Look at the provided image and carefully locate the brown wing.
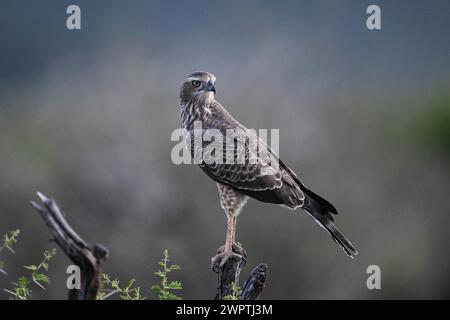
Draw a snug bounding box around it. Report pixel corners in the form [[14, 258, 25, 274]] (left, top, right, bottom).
[[198, 126, 305, 206]]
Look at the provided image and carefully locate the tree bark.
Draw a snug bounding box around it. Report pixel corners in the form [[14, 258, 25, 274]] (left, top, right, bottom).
[[30, 192, 108, 300], [212, 243, 268, 300], [241, 263, 268, 300]]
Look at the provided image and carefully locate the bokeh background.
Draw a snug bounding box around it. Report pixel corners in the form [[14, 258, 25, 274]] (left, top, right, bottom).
[[1, 0, 449, 299]]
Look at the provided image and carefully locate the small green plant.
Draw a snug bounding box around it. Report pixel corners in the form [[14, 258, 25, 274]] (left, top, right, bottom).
[[4, 248, 57, 300], [2, 241, 185, 300], [98, 274, 146, 300], [0, 229, 20, 275], [223, 282, 242, 300], [151, 249, 183, 300]]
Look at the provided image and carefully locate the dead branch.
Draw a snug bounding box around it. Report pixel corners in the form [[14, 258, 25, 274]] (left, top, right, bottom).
[[29, 191, 267, 300], [241, 263, 268, 300], [212, 243, 268, 300], [30, 192, 108, 300]]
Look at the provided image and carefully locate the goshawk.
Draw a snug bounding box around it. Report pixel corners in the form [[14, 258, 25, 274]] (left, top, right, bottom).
[[180, 71, 357, 267]]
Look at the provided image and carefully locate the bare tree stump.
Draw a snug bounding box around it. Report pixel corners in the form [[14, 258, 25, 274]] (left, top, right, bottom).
[[212, 243, 268, 300], [30, 192, 108, 300]]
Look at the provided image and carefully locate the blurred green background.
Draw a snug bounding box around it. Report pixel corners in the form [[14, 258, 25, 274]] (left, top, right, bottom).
[[0, 0, 449, 299]]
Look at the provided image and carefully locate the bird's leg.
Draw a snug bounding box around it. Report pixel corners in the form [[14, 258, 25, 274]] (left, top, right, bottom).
[[211, 215, 244, 271], [230, 215, 243, 252], [223, 215, 235, 262]]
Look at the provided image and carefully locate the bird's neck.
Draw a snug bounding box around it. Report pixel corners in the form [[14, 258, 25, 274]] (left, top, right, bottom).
[[180, 98, 215, 130], [181, 92, 215, 105]]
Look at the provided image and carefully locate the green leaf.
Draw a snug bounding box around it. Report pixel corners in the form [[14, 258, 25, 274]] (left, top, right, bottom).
[[24, 265, 37, 271], [169, 265, 181, 271], [111, 279, 120, 289], [167, 293, 182, 300], [34, 273, 50, 284], [167, 281, 182, 290], [125, 279, 136, 289], [154, 270, 164, 277], [151, 285, 162, 292], [18, 277, 30, 287]]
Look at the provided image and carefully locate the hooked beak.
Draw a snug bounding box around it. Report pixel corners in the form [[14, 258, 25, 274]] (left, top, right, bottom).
[[206, 81, 216, 94]]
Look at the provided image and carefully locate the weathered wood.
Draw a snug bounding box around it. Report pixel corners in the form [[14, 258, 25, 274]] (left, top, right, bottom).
[[30, 192, 108, 300], [212, 243, 268, 300], [212, 243, 247, 300], [241, 263, 268, 300]]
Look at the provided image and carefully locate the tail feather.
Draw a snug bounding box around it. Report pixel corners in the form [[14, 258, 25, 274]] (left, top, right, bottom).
[[302, 190, 357, 258], [303, 188, 338, 216], [320, 219, 358, 258]]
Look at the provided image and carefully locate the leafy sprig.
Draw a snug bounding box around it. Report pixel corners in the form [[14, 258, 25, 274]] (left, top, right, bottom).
[[98, 274, 146, 300], [0, 229, 20, 275], [223, 282, 242, 300], [151, 249, 183, 300], [4, 248, 57, 300]]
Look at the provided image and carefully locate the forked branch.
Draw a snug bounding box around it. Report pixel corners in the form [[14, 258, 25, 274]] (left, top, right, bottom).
[[30, 192, 108, 300]]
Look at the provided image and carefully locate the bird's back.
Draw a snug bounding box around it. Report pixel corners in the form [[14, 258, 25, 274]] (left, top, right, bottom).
[[179, 71, 357, 258]]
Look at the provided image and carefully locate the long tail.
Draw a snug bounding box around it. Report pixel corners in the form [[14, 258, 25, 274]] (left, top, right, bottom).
[[301, 188, 358, 258]]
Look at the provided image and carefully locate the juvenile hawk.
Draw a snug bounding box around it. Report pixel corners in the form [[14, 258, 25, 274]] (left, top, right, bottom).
[[179, 71, 357, 266]]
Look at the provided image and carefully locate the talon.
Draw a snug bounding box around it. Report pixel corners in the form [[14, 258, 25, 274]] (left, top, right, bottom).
[[211, 248, 244, 272], [233, 242, 243, 252], [219, 251, 231, 268]]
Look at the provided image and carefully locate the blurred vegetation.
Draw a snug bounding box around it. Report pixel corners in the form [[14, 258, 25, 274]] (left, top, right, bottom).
[[413, 97, 450, 157]]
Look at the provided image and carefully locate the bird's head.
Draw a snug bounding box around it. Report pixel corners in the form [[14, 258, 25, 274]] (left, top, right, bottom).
[[179, 71, 217, 103]]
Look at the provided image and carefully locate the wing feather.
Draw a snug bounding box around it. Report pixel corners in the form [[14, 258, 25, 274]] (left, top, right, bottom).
[[199, 124, 285, 191]]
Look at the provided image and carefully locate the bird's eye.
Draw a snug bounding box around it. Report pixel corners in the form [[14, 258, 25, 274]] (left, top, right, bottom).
[[192, 80, 201, 88]]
